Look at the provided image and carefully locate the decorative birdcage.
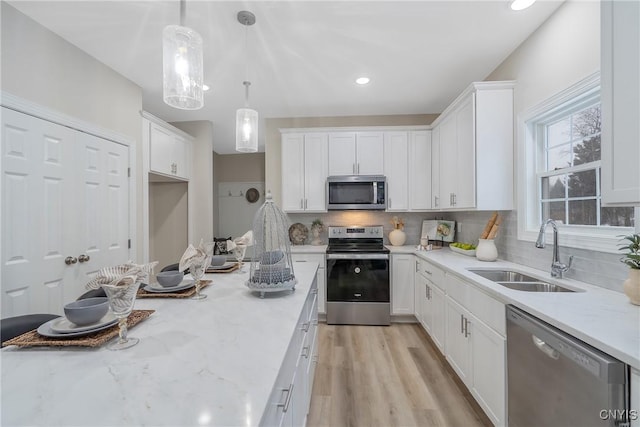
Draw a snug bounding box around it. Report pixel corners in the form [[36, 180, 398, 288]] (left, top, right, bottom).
[[246, 191, 297, 298]]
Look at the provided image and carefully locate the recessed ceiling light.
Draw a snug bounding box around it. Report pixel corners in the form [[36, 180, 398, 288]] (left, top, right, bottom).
[[355, 77, 370, 85], [510, 0, 536, 11], [203, 84, 210, 91]]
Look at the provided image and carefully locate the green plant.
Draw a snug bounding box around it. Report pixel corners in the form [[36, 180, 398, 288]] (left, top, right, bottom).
[[619, 234, 640, 269], [311, 219, 324, 231]]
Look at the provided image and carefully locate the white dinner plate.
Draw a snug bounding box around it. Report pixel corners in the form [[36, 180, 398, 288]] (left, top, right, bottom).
[[208, 262, 236, 270], [38, 316, 118, 338], [143, 278, 195, 293], [50, 312, 117, 333]]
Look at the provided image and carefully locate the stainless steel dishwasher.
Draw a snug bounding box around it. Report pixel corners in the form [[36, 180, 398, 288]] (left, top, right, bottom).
[[506, 306, 629, 427]]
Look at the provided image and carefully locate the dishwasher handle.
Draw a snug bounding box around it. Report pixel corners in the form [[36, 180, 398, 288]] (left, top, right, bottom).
[[532, 335, 559, 360]]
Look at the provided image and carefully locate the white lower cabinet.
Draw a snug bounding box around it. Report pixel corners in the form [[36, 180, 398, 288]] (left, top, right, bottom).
[[414, 257, 446, 352], [391, 254, 415, 315], [469, 314, 506, 426], [413, 257, 506, 427], [445, 272, 506, 426], [260, 280, 318, 427], [445, 298, 473, 386], [428, 284, 446, 352], [292, 253, 326, 314]]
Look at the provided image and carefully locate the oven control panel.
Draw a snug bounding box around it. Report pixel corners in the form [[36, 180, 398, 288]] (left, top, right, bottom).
[[328, 226, 383, 238]]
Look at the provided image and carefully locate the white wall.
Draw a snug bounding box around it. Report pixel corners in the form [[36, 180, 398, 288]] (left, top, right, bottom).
[[172, 121, 215, 245], [485, 0, 600, 117], [477, 0, 625, 291], [1, 3, 145, 259]]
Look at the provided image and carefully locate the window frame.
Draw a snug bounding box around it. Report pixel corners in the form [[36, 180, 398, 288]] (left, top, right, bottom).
[[517, 72, 637, 253]]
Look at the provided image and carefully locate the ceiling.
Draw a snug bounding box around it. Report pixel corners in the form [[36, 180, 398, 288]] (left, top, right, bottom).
[[9, 1, 564, 154]]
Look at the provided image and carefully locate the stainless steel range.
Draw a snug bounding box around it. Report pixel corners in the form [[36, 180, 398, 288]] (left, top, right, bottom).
[[325, 226, 390, 325]]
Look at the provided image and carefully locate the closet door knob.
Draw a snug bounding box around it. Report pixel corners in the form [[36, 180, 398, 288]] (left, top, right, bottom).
[[78, 254, 90, 263], [65, 256, 78, 265]]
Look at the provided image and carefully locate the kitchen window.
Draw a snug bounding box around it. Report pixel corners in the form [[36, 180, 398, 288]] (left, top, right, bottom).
[[518, 72, 637, 253]]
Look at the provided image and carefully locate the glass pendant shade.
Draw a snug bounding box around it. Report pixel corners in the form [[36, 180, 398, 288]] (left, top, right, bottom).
[[235, 108, 259, 152], [162, 24, 204, 110]]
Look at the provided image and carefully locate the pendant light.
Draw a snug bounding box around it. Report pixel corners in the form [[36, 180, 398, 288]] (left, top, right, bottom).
[[235, 11, 258, 153], [163, 0, 204, 110]]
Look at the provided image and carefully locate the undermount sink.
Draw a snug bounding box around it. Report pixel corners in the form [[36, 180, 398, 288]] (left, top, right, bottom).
[[468, 269, 578, 293]]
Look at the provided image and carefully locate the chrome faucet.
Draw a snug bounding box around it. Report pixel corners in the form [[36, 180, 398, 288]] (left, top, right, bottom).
[[535, 219, 573, 279]]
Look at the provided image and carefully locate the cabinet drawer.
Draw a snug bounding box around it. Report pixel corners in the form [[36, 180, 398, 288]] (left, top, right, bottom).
[[446, 273, 505, 336], [417, 258, 444, 289], [467, 285, 505, 336]]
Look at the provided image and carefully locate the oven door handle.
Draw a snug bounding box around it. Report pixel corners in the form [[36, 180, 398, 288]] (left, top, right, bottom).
[[326, 253, 389, 260]]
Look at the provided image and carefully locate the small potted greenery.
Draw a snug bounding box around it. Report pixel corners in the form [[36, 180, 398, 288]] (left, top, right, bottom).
[[310, 219, 325, 245], [619, 233, 640, 305]]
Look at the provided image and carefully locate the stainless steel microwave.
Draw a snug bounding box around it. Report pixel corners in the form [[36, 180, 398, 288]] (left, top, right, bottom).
[[326, 175, 387, 210]]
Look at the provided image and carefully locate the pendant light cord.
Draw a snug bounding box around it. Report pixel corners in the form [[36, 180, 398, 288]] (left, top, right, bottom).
[[180, 0, 186, 26], [244, 18, 250, 107]]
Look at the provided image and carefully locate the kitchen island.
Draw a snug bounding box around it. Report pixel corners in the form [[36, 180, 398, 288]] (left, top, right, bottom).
[[1, 262, 319, 427]]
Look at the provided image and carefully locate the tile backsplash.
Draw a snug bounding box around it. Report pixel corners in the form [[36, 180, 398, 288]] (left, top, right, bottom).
[[288, 210, 628, 293]]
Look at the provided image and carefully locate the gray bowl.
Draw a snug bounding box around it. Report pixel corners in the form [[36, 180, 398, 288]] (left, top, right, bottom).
[[210, 255, 227, 266], [156, 271, 184, 287], [64, 297, 109, 326]]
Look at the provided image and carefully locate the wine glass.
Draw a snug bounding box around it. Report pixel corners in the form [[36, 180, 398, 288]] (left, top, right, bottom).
[[102, 281, 141, 350], [190, 257, 210, 300], [232, 244, 247, 273]]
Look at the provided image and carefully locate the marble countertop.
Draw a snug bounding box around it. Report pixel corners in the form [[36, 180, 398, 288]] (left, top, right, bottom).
[[1, 263, 319, 427], [389, 245, 640, 370]]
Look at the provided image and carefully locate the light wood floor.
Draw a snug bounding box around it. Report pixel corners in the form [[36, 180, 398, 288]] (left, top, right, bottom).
[[307, 323, 492, 427]]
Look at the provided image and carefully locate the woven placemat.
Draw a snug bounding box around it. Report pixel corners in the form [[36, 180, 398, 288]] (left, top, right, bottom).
[[206, 263, 240, 274], [137, 280, 212, 298], [2, 309, 155, 348]]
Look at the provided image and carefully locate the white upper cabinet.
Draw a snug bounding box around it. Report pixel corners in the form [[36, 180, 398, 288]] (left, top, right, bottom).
[[383, 131, 409, 211], [408, 130, 433, 210], [601, 0, 640, 205], [281, 132, 329, 212], [431, 126, 441, 209], [146, 120, 191, 180], [432, 81, 514, 211], [328, 131, 383, 176], [304, 133, 330, 211]]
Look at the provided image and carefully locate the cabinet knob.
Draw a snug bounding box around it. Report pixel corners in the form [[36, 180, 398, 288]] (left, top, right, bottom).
[[78, 254, 90, 263], [65, 256, 78, 265]]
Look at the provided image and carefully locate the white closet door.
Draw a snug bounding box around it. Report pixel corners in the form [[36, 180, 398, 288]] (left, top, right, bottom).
[[74, 132, 130, 300], [2, 108, 75, 316], [1, 108, 130, 316]]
